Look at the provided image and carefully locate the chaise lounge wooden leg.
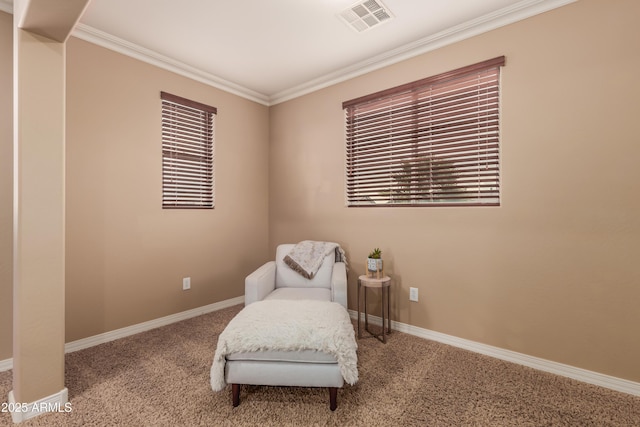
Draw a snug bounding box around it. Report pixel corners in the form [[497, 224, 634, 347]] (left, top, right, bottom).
[[232, 384, 241, 407], [329, 387, 337, 411]]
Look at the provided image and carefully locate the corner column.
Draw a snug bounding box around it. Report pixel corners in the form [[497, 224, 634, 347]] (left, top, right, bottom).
[[10, 5, 67, 424]]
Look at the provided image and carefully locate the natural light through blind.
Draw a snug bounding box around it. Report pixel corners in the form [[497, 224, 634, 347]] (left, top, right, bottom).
[[343, 56, 505, 207], [161, 92, 216, 209]]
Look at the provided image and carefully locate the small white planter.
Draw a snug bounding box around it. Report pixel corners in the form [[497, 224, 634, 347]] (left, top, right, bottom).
[[367, 258, 383, 278]]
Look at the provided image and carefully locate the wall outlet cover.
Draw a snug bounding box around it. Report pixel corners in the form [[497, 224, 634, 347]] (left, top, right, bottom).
[[409, 287, 418, 302]]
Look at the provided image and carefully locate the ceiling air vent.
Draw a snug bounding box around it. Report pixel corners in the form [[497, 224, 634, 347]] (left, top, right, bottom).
[[339, 0, 394, 33]]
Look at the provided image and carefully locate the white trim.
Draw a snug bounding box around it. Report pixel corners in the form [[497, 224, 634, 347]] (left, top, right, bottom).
[[348, 309, 640, 397], [65, 296, 244, 353], [0, 358, 11, 372], [1, 0, 577, 105], [3, 297, 638, 399], [0, 296, 245, 372], [69, 24, 271, 106], [7, 387, 69, 423], [269, 0, 578, 104]]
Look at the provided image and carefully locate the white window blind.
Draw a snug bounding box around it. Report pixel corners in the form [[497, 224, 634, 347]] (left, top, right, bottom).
[[161, 91, 216, 209], [343, 56, 505, 207]]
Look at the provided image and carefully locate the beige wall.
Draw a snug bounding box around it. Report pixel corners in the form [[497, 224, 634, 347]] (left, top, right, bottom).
[[64, 38, 270, 341], [0, 11, 12, 361], [1, 0, 638, 387], [269, 0, 640, 382], [0, 12, 270, 362]]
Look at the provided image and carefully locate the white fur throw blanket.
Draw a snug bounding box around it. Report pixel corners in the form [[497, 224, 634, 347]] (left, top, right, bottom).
[[210, 300, 358, 391], [284, 240, 348, 279]]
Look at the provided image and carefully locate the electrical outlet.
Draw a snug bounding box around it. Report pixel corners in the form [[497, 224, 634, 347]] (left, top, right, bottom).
[[182, 277, 191, 290], [409, 287, 418, 302]]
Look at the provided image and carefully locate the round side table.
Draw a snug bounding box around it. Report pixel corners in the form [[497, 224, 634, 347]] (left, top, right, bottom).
[[357, 275, 391, 343]]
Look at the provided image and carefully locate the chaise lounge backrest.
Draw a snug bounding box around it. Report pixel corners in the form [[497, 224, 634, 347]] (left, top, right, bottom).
[[244, 243, 347, 309]]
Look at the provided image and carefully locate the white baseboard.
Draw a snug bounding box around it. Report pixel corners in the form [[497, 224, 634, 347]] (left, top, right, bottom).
[[348, 309, 640, 397], [65, 296, 244, 353], [7, 387, 69, 423], [0, 296, 245, 371], [3, 299, 637, 399]]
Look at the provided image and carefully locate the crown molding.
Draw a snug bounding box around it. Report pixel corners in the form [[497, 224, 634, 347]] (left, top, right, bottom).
[[71, 23, 271, 106], [269, 0, 578, 104], [2, 0, 577, 106], [1, 1, 271, 104]]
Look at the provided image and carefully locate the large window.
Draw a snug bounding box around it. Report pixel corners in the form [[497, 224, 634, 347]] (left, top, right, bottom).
[[343, 56, 505, 207], [161, 91, 216, 209]]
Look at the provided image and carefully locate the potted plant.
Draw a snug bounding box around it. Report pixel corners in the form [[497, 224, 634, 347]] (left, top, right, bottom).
[[367, 248, 383, 278]]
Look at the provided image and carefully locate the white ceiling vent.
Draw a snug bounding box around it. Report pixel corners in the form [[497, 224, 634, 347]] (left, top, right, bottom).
[[339, 0, 394, 33]]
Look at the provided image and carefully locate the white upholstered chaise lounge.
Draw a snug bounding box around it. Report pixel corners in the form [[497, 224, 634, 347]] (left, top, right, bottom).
[[211, 242, 356, 411]]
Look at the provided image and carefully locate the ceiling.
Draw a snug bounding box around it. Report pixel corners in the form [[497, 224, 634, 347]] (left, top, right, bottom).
[[2, 0, 575, 104]]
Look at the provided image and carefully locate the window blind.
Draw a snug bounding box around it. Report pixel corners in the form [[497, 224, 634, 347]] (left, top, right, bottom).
[[343, 56, 505, 207], [161, 91, 216, 209]]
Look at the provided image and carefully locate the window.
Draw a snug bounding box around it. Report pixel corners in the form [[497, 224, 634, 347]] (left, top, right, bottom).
[[161, 91, 216, 209], [343, 56, 505, 207]]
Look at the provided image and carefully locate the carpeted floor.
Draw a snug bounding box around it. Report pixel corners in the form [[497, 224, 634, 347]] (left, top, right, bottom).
[[1, 304, 639, 426]]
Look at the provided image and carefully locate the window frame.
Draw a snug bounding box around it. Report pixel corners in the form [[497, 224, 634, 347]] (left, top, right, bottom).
[[160, 91, 216, 209], [343, 56, 505, 207]]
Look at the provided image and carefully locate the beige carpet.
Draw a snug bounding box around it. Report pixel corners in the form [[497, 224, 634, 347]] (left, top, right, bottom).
[[1, 304, 639, 426]]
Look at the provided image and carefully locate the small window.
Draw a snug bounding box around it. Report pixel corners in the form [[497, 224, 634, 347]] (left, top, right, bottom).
[[161, 91, 216, 209], [343, 56, 505, 207]]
